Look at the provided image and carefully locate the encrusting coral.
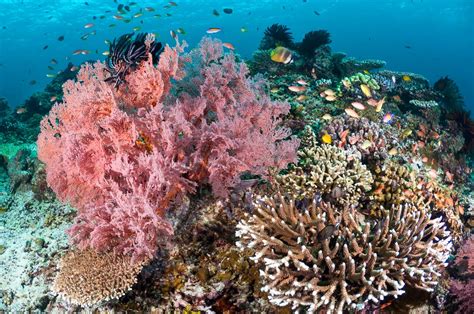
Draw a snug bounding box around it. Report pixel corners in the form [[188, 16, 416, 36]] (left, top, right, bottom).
[[52, 249, 146, 306], [236, 192, 453, 313]]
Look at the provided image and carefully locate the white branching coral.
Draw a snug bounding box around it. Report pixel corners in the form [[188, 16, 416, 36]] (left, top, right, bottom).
[[236, 193, 453, 313]]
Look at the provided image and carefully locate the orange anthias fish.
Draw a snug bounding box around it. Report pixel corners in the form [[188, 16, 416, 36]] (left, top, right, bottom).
[[345, 108, 360, 118], [351, 102, 365, 110], [206, 27, 222, 34], [288, 85, 306, 92], [222, 42, 235, 50], [296, 79, 308, 85]]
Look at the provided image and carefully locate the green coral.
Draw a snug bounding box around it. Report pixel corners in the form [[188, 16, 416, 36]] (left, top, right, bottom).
[[338, 72, 380, 93]]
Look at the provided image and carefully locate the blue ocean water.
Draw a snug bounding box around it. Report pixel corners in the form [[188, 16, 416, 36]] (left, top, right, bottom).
[[0, 0, 473, 112]]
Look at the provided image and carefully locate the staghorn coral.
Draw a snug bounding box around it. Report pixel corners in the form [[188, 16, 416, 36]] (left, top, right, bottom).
[[236, 193, 453, 313], [278, 132, 373, 206], [321, 115, 398, 163], [370, 160, 416, 212], [52, 249, 146, 306], [370, 158, 464, 241]]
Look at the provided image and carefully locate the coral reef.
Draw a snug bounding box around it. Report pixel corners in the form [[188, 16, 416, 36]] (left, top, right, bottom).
[[236, 192, 453, 313], [1, 26, 472, 313]]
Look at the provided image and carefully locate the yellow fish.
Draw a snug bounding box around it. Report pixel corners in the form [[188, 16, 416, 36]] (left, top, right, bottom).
[[323, 89, 335, 96], [360, 84, 372, 98], [325, 95, 337, 101], [388, 147, 398, 156], [322, 114, 332, 120], [322, 133, 332, 144], [270, 46, 293, 64], [402, 129, 413, 138], [375, 97, 386, 113], [270, 87, 279, 93], [402, 75, 411, 82]]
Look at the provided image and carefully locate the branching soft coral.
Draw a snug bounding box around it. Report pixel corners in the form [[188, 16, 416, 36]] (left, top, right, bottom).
[[37, 36, 298, 262]]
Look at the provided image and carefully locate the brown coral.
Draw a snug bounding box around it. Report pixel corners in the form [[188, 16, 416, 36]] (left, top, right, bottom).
[[236, 193, 453, 313], [278, 130, 373, 207], [52, 249, 146, 306], [321, 116, 398, 163], [370, 160, 416, 214]]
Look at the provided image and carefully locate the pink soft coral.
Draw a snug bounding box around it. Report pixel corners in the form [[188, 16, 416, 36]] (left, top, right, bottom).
[[37, 36, 298, 261]]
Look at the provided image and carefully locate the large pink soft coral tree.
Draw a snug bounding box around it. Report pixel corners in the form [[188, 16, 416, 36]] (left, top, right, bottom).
[[37, 36, 299, 262]]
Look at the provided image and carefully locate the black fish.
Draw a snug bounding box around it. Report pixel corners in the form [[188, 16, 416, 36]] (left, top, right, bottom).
[[223, 8, 233, 14], [29, 80, 37, 85], [318, 225, 336, 241], [43, 45, 48, 50], [314, 10, 320, 16], [84, 2, 89, 5], [57, 35, 64, 41], [212, 9, 219, 16], [405, 45, 412, 49]]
